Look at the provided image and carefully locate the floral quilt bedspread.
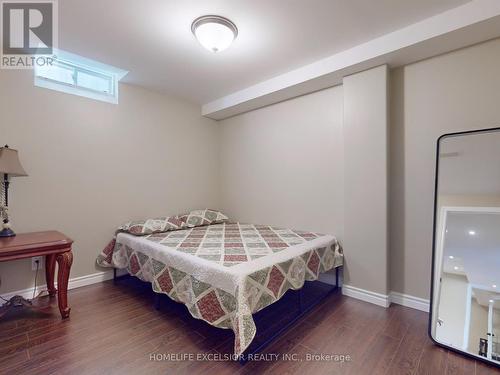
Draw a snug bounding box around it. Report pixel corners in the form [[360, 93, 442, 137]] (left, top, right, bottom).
[[97, 222, 343, 355]]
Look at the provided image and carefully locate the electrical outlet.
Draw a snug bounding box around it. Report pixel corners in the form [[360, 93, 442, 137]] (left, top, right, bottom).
[[31, 256, 43, 271]]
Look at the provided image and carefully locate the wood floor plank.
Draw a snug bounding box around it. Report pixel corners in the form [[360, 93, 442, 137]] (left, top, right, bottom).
[[20, 312, 183, 374], [55, 321, 201, 375], [1, 277, 499, 375], [415, 340, 449, 375], [386, 305, 428, 375], [445, 350, 477, 375], [346, 332, 401, 375], [477, 360, 500, 375], [386, 329, 427, 375], [380, 304, 424, 340], [4, 306, 172, 372], [302, 325, 367, 374], [0, 350, 29, 371]]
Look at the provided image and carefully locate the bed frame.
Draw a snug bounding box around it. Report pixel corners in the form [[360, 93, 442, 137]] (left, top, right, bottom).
[[113, 266, 341, 363], [238, 267, 341, 364]]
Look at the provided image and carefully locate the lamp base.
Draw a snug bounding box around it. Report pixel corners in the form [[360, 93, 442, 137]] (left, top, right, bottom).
[[0, 227, 16, 237]]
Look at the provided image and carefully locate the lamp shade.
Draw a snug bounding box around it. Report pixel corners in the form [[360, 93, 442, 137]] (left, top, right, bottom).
[[0, 146, 28, 176]]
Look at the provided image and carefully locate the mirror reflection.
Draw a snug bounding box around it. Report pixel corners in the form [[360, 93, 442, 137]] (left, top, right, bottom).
[[432, 129, 500, 365]]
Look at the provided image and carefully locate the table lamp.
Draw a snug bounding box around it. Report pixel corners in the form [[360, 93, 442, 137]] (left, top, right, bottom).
[[0, 145, 28, 237]]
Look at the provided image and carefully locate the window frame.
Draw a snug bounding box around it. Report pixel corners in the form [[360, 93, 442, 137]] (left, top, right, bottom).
[[34, 50, 127, 104]]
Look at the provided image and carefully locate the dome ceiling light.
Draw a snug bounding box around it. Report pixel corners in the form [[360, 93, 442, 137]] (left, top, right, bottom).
[[191, 15, 238, 53]]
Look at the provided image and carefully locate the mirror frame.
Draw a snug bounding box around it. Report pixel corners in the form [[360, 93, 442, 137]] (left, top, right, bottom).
[[428, 126, 500, 368]]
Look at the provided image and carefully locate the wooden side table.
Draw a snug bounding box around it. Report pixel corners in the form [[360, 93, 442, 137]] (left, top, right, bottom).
[[0, 231, 73, 318]]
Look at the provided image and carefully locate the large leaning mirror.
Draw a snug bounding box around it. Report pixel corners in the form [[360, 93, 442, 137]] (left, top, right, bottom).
[[430, 127, 500, 367]]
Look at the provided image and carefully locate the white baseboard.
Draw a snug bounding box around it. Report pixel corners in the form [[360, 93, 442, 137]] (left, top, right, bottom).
[[342, 285, 430, 312], [0, 268, 127, 301], [2, 269, 430, 314], [389, 291, 430, 312], [342, 284, 391, 308]]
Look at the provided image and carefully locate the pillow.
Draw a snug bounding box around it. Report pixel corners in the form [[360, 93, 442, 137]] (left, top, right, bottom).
[[181, 209, 229, 228], [117, 215, 186, 236]]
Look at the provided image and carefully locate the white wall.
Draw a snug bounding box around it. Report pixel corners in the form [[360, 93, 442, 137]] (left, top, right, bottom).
[[436, 273, 468, 349], [0, 69, 220, 294], [390, 38, 500, 299], [3, 37, 500, 306], [343, 65, 389, 295], [219, 66, 390, 298], [220, 38, 500, 302], [219, 86, 344, 237], [494, 308, 500, 342], [468, 299, 488, 354]]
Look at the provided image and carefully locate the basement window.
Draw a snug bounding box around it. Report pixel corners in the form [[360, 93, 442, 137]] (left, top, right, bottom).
[[34, 50, 128, 104]]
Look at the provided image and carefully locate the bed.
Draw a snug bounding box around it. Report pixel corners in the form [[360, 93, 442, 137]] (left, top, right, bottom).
[[97, 212, 343, 356]]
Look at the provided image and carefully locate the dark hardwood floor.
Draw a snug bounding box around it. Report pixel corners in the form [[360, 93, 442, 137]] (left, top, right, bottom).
[[0, 277, 499, 375]]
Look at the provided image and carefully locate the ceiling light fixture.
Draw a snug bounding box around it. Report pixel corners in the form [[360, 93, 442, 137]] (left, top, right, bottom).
[[191, 15, 238, 53], [490, 299, 494, 304], [468, 230, 476, 236], [493, 284, 497, 288], [449, 255, 454, 259], [454, 266, 459, 270]]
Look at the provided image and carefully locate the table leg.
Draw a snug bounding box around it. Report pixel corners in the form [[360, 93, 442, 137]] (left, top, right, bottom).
[[56, 250, 73, 319], [45, 254, 57, 297]]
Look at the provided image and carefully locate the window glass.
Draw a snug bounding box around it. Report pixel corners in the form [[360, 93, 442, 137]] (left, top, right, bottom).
[[76, 70, 113, 95], [34, 51, 127, 104]]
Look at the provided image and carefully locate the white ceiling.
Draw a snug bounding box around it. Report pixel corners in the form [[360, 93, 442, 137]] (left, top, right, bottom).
[[473, 288, 500, 309], [439, 130, 500, 196], [443, 211, 500, 306], [58, 0, 470, 104]]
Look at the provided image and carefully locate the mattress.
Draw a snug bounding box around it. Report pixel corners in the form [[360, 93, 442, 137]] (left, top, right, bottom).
[[99, 222, 342, 355]]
